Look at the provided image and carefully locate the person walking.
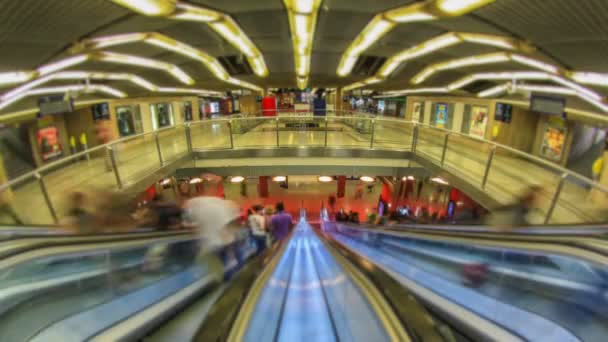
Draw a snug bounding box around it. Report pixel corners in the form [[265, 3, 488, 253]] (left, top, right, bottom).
[[248, 204, 266, 253], [270, 202, 293, 243]]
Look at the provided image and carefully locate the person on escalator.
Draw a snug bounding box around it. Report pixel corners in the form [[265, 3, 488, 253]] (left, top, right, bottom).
[[249, 204, 267, 253], [183, 174, 242, 279], [270, 202, 293, 242]]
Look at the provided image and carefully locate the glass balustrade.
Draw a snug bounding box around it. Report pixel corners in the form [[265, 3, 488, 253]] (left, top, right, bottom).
[[0, 112, 606, 226]]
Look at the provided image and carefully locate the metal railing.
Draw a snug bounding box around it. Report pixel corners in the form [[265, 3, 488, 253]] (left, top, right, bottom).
[[2, 111, 607, 226]]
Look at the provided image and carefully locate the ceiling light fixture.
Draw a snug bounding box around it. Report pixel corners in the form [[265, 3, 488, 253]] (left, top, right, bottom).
[[570, 72, 608, 87], [431, 177, 449, 185], [318, 176, 333, 182], [0, 72, 36, 86], [108, 0, 176, 16], [96, 51, 195, 85], [436, 0, 496, 15], [230, 176, 245, 183], [360, 176, 375, 183], [0, 84, 126, 111], [273, 176, 287, 182], [170, 2, 221, 22], [189, 177, 203, 184], [284, 0, 322, 89], [337, 1, 496, 77]]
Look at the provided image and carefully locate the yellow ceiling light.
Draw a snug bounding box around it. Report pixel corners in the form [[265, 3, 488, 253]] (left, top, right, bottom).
[[82, 32, 147, 50], [96, 51, 194, 85], [318, 176, 333, 182], [157, 87, 222, 97], [411, 52, 560, 84], [360, 176, 375, 183], [364, 77, 383, 85], [0, 84, 126, 111], [430, 177, 449, 185], [37, 55, 89, 76], [570, 72, 608, 87], [549, 75, 602, 101], [436, 0, 496, 15], [169, 2, 221, 22], [107, 1, 268, 78], [384, 2, 436, 23], [284, 0, 322, 89], [230, 176, 245, 183], [272, 176, 287, 182], [250, 56, 269, 77], [459, 33, 516, 50], [477, 82, 510, 97], [108, 0, 176, 16], [75, 32, 261, 90], [343, 82, 365, 92], [510, 54, 558, 74], [0, 72, 36, 86], [227, 78, 263, 92], [336, 0, 497, 77]]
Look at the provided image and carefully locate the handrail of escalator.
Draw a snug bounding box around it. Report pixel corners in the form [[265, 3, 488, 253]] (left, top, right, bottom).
[[0, 231, 255, 341], [0, 228, 192, 261], [314, 226, 455, 341], [364, 221, 608, 236], [337, 222, 608, 266]]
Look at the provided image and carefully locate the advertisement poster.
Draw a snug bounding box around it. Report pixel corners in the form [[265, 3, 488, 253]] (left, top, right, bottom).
[[37, 126, 63, 161], [469, 106, 488, 138], [435, 103, 448, 126], [412, 101, 422, 122], [540, 118, 567, 162]]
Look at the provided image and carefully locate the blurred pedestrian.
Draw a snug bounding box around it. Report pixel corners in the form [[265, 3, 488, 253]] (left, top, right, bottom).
[[249, 204, 266, 253], [184, 174, 242, 279], [486, 185, 542, 228], [270, 202, 293, 242], [149, 194, 182, 230]]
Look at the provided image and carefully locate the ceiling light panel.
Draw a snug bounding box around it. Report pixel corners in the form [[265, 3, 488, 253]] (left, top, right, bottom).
[[284, 0, 322, 89], [0, 72, 36, 86], [108, 0, 176, 16], [336, 0, 496, 77], [96, 51, 194, 85], [570, 72, 608, 87]]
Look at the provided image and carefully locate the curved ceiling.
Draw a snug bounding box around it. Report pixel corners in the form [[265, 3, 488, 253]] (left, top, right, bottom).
[[0, 0, 607, 113]]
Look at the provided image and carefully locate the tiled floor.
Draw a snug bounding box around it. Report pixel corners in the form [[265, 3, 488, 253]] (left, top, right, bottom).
[[4, 119, 605, 226]]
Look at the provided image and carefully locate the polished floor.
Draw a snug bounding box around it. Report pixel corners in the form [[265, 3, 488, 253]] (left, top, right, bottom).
[[5, 118, 606, 225]]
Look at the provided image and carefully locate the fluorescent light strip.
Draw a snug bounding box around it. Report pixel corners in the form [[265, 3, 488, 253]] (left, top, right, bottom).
[[157, 87, 222, 97], [37, 55, 89, 75], [284, 0, 322, 89], [96, 52, 194, 85], [108, 0, 176, 16], [170, 2, 221, 22], [337, 1, 497, 77], [570, 72, 608, 87], [477, 82, 509, 97], [0, 71, 36, 86], [0, 84, 126, 111], [412, 52, 559, 84], [76, 33, 260, 91]]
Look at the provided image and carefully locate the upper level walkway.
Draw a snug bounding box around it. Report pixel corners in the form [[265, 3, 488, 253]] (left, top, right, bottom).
[[3, 113, 607, 226]]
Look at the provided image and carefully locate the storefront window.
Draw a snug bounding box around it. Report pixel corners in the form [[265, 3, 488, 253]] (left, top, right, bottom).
[[116, 105, 143, 137], [150, 103, 174, 130]]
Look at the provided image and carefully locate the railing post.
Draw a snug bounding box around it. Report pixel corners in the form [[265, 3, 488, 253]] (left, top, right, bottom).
[[440, 133, 450, 166], [544, 173, 568, 224], [108, 145, 123, 190], [324, 117, 329, 147], [275, 118, 280, 147], [185, 123, 193, 153], [412, 124, 418, 153], [228, 120, 234, 149], [369, 119, 376, 148], [155, 132, 164, 166], [35, 172, 57, 223], [481, 145, 496, 190]]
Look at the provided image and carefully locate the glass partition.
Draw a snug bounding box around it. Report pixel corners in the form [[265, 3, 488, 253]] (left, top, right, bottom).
[[326, 117, 372, 148], [278, 116, 326, 147], [372, 119, 414, 149], [158, 126, 188, 164], [112, 133, 161, 185], [231, 117, 276, 148], [190, 120, 231, 150]]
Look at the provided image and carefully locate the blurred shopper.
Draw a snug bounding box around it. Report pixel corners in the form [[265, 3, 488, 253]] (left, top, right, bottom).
[[150, 194, 182, 230], [249, 204, 267, 253], [270, 202, 293, 242], [486, 185, 541, 228], [184, 174, 242, 279], [63, 191, 94, 233]]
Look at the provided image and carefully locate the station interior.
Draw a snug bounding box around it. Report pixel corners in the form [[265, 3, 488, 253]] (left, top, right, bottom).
[[1, 1, 608, 341]]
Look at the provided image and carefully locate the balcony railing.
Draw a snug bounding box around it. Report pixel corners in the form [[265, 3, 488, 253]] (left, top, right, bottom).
[[2, 111, 607, 226]]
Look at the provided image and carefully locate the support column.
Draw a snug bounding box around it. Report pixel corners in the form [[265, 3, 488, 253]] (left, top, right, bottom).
[[335, 87, 343, 113], [337, 176, 346, 198], [258, 176, 269, 198]]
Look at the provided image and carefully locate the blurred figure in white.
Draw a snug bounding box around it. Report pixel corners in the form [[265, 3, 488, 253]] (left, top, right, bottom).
[[248, 204, 267, 254], [184, 174, 241, 279]]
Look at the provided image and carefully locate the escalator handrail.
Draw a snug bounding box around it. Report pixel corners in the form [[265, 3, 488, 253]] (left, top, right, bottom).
[[336, 222, 608, 267], [317, 223, 496, 342], [0, 234, 196, 272], [0, 229, 192, 261], [378, 222, 608, 236]]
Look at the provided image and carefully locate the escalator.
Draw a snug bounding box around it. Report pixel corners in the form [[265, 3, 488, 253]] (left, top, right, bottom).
[[3, 215, 607, 341]]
